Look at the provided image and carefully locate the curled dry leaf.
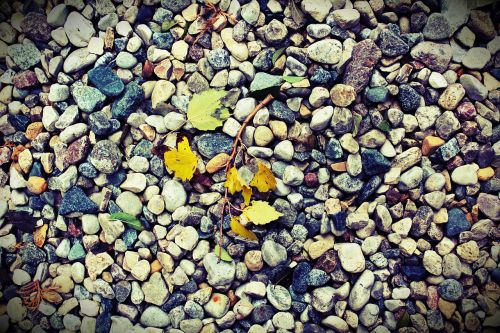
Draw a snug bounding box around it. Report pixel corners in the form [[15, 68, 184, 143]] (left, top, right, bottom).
[[41, 289, 63, 304], [33, 224, 48, 248]]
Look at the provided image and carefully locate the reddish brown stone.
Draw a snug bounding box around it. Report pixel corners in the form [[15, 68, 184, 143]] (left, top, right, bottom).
[[65, 136, 90, 165], [456, 101, 476, 120], [304, 172, 318, 187], [343, 39, 382, 93], [314, 249, 337, 273], [386, 187, 402, 205], [12, 70, 39, 89], [21, 12, 51, 42]]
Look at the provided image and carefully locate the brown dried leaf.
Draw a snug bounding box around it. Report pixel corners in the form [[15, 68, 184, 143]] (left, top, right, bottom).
[[33, 224, 48, 248], [41, 289, 63, 304]]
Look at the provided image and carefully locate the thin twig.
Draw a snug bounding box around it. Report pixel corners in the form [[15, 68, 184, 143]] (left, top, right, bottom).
[[217, 94, 274, 261]]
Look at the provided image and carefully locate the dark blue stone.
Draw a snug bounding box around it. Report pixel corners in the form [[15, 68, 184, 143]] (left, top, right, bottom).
[[491, 68, 500, 80], [307, 269, 329, 287], [325, 138, 342, 160], [8, 114, 30, 131], [398, 84, 421, 113], [445, 208, 470, 237], [333, 211, 347, 232], [292, 262, 311, 293], [112, 82, 144, 120], [492, 268, 500, 284], [196, 133, 233, 159], [152, 32, 174, 50], [304, 217, 321, 235], [308, 307, 323, 324], [382, 248, 400, 258], [107, 201, 121, 214], [41, 191, 54, 206], [402, 265, 426, 281], [29, 161, 44, 177], [29, 196, 45, 210], [438, 279, 463, 301], [113, 37, 128, 52], [162, 292, 186, 312], [44, 244, 58, 263], [251, 304, 275, 323], [292, 301, 308, 313], [361, 149, 391, 176], [12, 132, 28, 144], [180, 280, 197, 293], [401, 32, 423, 48], [88, 66, 124, 97], [357, 175, 382, 204], [268, 100, 296, 124], [89, 111, 112, 136], [58, 186, 99, 216], [310, 67, 331, 85], [20, 243, 46, 266], [136, 5, 154, 23], [107, 169, 126, 187], [95, 313, 111, 333], [79, 163, 98, 178]]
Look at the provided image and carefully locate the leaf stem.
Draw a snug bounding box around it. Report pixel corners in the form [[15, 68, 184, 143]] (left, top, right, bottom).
[[217, 94, 274, 261]]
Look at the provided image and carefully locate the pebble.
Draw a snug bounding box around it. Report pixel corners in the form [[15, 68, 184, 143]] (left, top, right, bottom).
[[64, 12, 95, 47], [261, 240, 287, 267], [0, 2, 497, 332], [337, 243, 365, 273]]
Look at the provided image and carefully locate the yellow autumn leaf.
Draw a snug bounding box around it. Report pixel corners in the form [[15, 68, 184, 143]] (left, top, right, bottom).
[[242, 185, 252, 206], [250, 162, 277, 192], [230, 216, 258, 241], [164, 137, 198, 181], [243, 200, 283, 225], [224, 166, 244, 194]]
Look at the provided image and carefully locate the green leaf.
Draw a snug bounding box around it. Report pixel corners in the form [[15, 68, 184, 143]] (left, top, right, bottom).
[[187, 89, 230, 130], [272, 47, 286, 65], [283, 76, 305, 84], [162, 20, 177, 31], [109, 212, 144, 231], [352, 113, 362, 137], [377, 120, 390, 133], [214, 245, 233, 262]]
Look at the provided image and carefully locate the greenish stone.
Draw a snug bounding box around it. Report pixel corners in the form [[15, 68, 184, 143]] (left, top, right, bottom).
[[361, 149, 391, 176], [112, 82, 144, 120], [366, 86, 389, 103], [68, 240, 85, 261], [88, 66, 125, 97], [7, 43, 41, 70], [72, 85, 106, 113]]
